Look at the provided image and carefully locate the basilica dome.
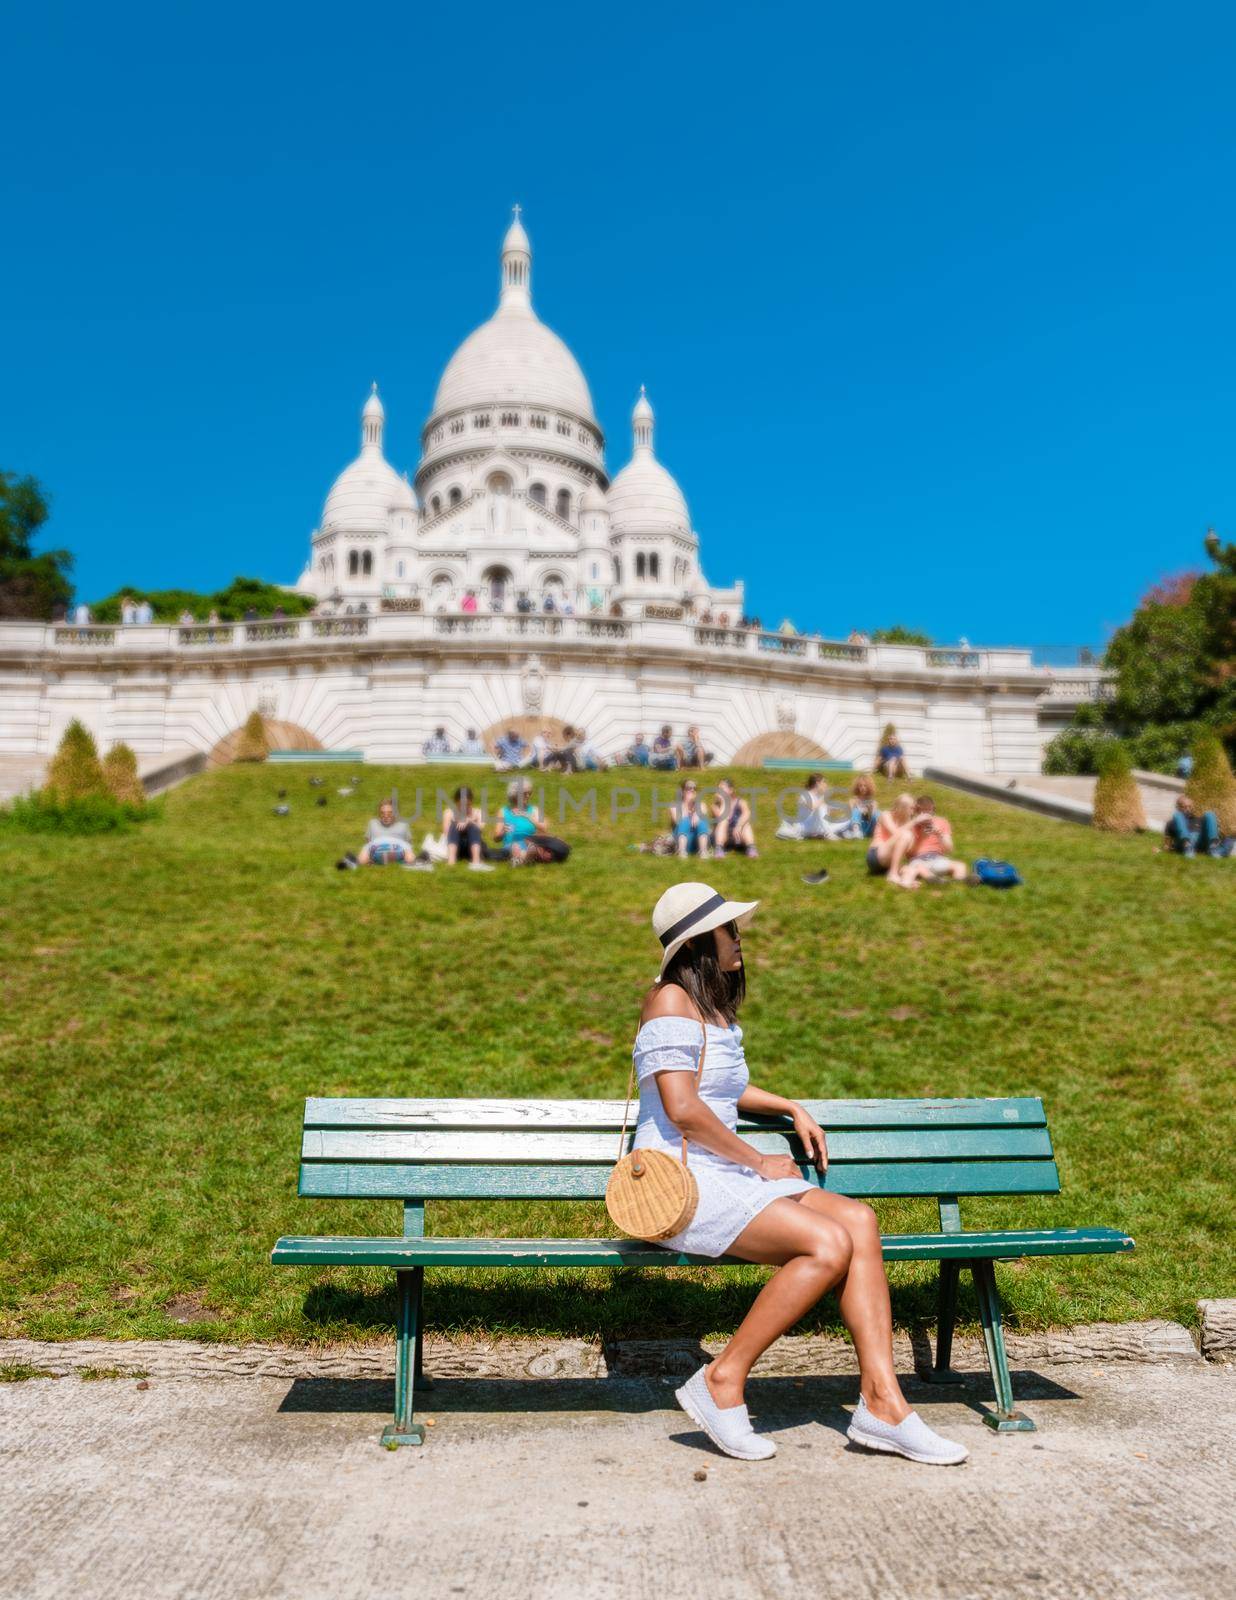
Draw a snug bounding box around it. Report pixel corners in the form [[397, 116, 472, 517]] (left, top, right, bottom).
[[321, 385, 413, 533], [429, 214, 597, 424], [607, 389, 690, 534]]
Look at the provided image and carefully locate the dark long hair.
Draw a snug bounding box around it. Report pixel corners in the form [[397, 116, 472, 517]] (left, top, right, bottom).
[[660, 928, 746, 1026]]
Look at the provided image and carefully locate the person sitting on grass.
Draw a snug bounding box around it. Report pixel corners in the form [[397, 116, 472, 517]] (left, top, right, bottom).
[[493, 727, 529, 770], [865, 793, 916, 880], [494, 778, 543, 863], [1161, 796, 1235, 858], [896, 795, 968, 888], [338, 799, 414, 869], [850, 775, 880, 838], [650, 725, 679, 771], [777, 774, 855, 841], [442, 786, 494, 871], [577, 727, 608, 771], [876, 725, 909, 780], [626, 731, 651, 767], [677, 725, 713, 768], [711, 777, 758, 856], [669, 779, 712, 858]]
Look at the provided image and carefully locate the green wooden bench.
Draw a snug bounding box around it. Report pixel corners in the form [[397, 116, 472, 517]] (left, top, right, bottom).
[[266, 750, 364, 764], [271, 1095, 1132, 1447], [762, 758, 855, 772]]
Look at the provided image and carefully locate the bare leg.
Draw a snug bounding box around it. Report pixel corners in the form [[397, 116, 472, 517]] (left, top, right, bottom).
[[792, 1189, 909, 1422], [885, 825, 919, 887], [676, 834, 688, 857], [357, 845, 374, 865], [704, 1199, 853, 1409]]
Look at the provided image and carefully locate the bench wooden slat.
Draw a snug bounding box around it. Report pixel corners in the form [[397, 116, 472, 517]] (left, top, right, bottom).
[[271, 1225, 1133, 1269], [300, 1126, 1054, 1165], [304, 1096, 1048, 1131], [298, 1157, 1061, 1200]]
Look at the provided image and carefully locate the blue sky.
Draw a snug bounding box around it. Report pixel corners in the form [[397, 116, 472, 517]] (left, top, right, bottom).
[[2, 0, 1233, 650]]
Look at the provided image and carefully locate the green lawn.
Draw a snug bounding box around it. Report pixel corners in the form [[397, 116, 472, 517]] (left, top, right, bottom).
[[1, 762, 1232, 1348]]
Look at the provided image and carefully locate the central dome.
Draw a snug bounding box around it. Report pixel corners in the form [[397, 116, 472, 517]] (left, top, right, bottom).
[[429, 212, 597, 425], [433, 305, 596, 421]]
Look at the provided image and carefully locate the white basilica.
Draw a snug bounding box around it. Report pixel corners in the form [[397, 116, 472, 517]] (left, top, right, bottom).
[[295, 211, 743, 618]]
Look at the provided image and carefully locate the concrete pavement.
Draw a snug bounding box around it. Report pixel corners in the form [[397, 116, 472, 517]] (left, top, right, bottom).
[[2, 1359, 1233, 1600]]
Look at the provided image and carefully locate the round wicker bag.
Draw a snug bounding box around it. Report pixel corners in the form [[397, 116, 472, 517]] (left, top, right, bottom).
[[605, 1017, 707, 1243], [606, 1147, 699, 1242]]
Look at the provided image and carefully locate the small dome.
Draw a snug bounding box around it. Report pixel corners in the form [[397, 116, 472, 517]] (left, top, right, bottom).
[[362, 382, 384, 421], [322, 455, 409, 534], [633, 385, 653, 423], [391, 471, 417, 513], [607, 456, 690, 534], [580, 483, 608, 514]]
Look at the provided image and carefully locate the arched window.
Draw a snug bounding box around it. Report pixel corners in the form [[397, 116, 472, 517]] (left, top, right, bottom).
[[590, 563, 599, 580], [500, 412, 519, 427], [362, 551, 373, 576], [430, 495, 441, 516], [649, 553, 660, 581], [555, 488, 571, 521], [635, 553, 646, 579], [529, 482, 547, 507], [348, 551, 360, 577], [396, 561, 405, 579], [614, 557, 622, 582], [448, 487, 462, 507]]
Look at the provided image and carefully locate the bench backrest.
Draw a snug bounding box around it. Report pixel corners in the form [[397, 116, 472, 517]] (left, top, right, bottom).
[[298, 1097, 1058, 1208]]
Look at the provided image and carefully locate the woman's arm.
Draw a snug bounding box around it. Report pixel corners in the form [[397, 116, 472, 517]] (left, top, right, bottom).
[[655, 1071, 801, 1179], [738, 1083, 828, 1171]]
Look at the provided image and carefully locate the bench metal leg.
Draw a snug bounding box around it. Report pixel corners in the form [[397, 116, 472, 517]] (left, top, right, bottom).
[[413, 1264, 433, 1390], [919, 1260, 966, 1384], [382, 1268, 426, 1448], [972, 1260, 1034, 1432]]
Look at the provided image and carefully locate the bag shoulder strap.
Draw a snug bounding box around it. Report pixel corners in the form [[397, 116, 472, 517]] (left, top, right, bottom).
[[616, 999, 709, 1164]]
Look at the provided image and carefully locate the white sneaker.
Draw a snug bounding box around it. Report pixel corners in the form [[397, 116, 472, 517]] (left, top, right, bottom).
[[846, 1395, 968, 1464], [468, 860, 495, 872], [674, 1366, 776, 1460], [401, 859, 434, 872]]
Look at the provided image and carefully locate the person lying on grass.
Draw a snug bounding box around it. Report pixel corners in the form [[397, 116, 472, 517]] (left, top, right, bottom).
[[636, 880, 967, 1466], [895, 795, 968, 888], [337, 799, 413, 869]]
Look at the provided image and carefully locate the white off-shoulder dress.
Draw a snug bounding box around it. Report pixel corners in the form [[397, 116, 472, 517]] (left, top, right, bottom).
[[631, 1015, 815, 1257]]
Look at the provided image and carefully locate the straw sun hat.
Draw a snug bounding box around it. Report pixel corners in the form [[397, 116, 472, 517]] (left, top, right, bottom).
[[652, 881, 759, 978]]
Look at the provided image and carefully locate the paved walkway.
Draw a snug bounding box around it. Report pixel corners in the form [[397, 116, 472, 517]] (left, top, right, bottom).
[[2, 1360, 1232, 1600]]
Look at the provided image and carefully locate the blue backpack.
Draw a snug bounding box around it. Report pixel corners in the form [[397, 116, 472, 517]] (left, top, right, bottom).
[[974, 857, 1022, 888]]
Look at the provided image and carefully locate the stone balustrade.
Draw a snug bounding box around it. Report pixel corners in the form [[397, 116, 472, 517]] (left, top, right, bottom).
[[4, 614, 1112, 698]]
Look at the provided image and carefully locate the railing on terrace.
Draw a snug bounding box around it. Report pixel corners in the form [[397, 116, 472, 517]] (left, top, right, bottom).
[[54, 626, 116, 646], [14, 616, 1082, 684], [311, 617, 369, 638], [925, 648, 981, 670]]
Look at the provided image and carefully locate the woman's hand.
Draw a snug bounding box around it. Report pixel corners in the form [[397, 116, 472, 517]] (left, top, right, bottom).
[[792, 1108, 829, 1172], [757, 1152, 803, 1181]]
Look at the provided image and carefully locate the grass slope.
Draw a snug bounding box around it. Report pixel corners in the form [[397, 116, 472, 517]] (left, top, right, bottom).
[[1, 764, 1232, 1346]]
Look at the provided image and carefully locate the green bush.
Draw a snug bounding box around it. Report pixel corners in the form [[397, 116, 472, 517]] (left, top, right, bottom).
[[1186, 731, 1236, 834], [1092, 741, 1146, 833], [101, 742, 146, 807], [1123, 721, 1205, 775], [2, 791, 157, 836], [234, 711, 270, 763], [44, 719, 106, 802]]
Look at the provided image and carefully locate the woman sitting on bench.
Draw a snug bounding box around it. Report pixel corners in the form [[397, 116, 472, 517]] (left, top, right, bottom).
[[635, 881, 967, 1465]]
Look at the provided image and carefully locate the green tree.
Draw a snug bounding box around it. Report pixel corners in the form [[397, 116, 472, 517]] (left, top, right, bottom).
[[872, 625, 933, 646], [234, 711, 270, 763], [0, 472, 73, 620], [91, 575, 314, 623]]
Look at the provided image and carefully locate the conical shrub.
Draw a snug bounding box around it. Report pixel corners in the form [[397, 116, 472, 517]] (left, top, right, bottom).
[[102, 742, 145, 807], [1092, 741, 1146, 833], [1186, 731, 1236, 834], [234, 711, 270, 763], [43, 719, 107, 802]]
